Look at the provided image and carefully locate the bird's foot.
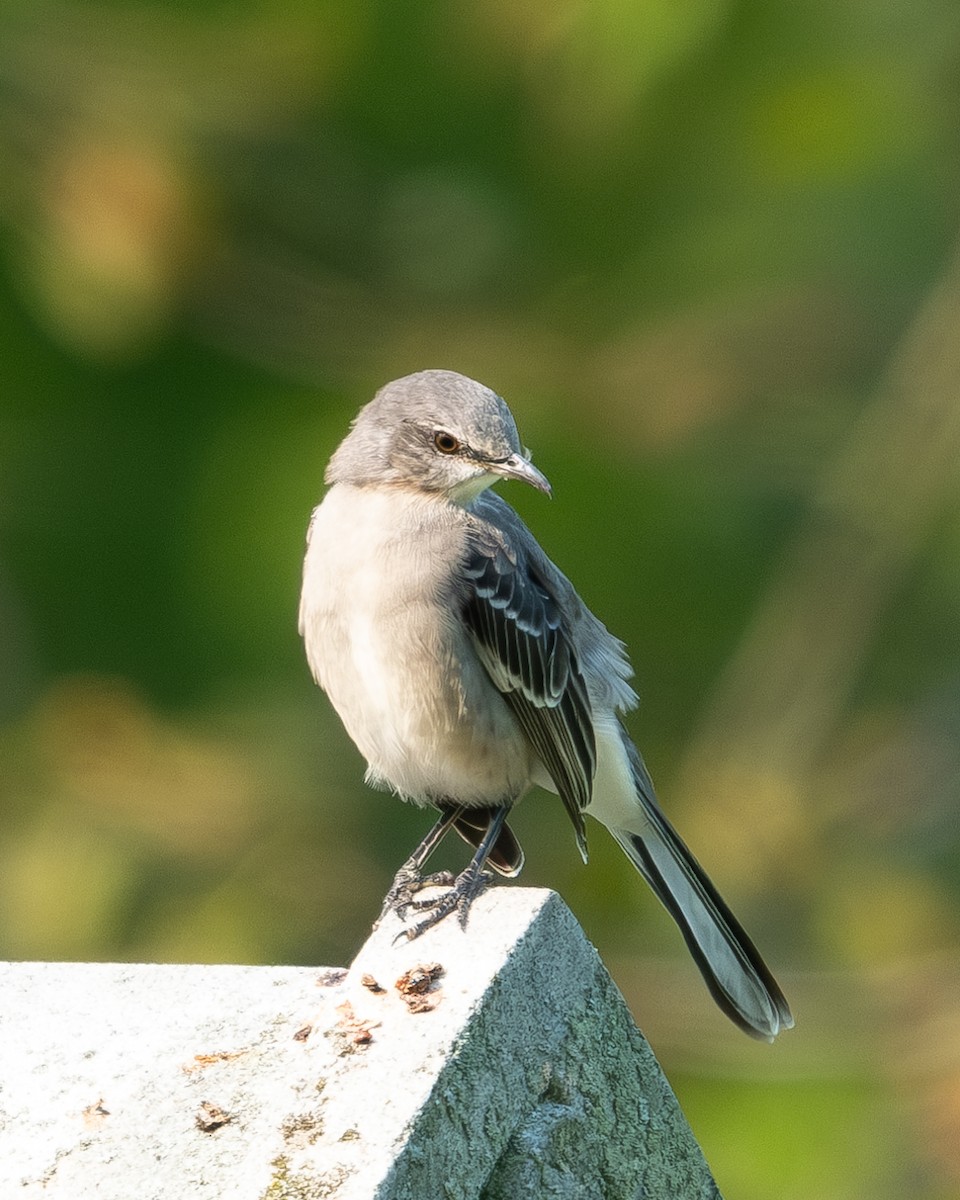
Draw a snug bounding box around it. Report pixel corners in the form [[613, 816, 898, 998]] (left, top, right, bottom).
[[395, 864, 494, 942], [375, 866, 455, 928]]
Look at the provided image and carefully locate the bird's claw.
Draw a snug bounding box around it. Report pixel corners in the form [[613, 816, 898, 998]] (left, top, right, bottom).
[[379, 865, 493, 941], [375, 867, 455, 929]]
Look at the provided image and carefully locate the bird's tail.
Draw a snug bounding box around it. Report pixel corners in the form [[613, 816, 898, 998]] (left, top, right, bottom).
[[611, 732, 794, 1041]]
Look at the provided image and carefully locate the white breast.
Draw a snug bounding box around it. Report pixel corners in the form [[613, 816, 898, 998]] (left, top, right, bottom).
[[299, 485, 534, 807]]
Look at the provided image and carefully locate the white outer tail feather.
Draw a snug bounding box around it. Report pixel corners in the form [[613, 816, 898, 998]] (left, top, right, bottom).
[[588, 720, 794, 1041]]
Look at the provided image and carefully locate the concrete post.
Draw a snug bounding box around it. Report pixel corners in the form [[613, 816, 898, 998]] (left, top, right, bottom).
[[0, 888, 720, 1199]]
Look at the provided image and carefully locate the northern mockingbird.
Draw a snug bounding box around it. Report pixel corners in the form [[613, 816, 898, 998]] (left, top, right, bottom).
[[300, 369, 793, 1040]]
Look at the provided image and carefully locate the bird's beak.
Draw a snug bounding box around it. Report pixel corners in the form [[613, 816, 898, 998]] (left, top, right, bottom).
[[488, 453, 552, 496]]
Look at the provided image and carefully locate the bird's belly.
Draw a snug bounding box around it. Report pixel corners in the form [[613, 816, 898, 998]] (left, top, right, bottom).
[[305, 593, 532, 807], [336, 619, 532, 806]]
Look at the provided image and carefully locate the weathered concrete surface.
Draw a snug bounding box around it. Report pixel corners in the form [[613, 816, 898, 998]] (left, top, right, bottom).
[[0, 888, 719, 1199]]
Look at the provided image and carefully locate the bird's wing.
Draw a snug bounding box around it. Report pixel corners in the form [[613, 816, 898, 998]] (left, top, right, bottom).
[[461, 528, 596, 859]]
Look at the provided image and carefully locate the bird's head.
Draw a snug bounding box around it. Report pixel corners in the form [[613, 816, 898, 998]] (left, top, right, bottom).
[[326, 369, 551, 504]]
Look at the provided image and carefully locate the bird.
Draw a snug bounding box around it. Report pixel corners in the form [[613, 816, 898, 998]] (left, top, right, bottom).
[[299, 369, 794, 1040]]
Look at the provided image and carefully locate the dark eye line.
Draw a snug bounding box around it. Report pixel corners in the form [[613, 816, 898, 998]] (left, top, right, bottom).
[[431, 428, 514, 466]]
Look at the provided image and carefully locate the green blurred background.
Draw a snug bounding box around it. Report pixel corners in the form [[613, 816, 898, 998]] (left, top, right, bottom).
[[2, 1, 960, 1196]]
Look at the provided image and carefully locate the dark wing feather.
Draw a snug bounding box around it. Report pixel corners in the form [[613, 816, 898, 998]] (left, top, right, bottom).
[[462, 537, 596, 859]]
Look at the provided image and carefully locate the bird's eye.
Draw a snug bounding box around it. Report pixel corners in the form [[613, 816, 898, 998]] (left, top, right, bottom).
[[433, 431, 461, 454]]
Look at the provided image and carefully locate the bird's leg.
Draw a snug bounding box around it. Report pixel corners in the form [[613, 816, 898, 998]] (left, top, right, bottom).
[[400, 806, 510, 941], [376, 805, 463, 926]]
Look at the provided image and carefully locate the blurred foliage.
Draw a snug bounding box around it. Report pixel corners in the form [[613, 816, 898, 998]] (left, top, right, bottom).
[[1, 1, 960, 1196]]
